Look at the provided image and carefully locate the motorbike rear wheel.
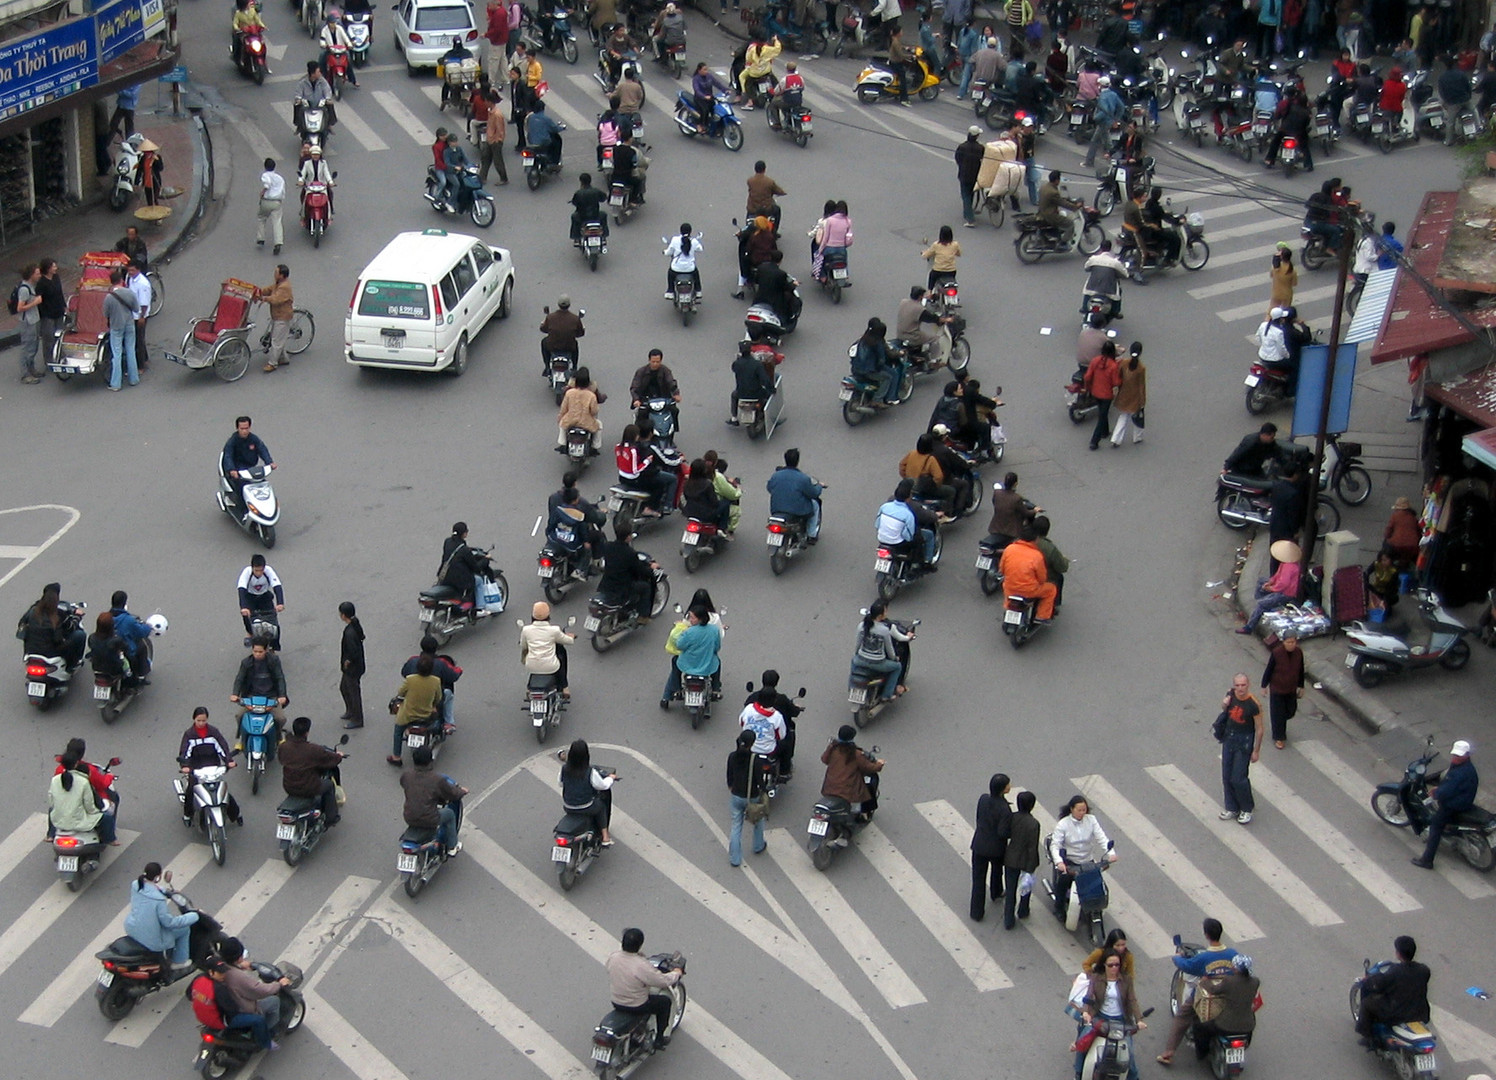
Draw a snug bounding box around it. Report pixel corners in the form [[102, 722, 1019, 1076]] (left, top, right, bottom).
[[842, 398, 866, 426], [1216, 492, 1252, 530], [1334, 465, 1372, 506], [1302, 242, 1330, 271], [876, 573, 900, 601], [1439, 639, 1472, 671], [282, 835, 305, 867], [1455, 831, 1496, 872], [1314, 499, 1341, 534], [1014, 232, 1046, 264], [98, 980, 135, 1020], [1352, 655, 1385, 688], [770, 550, 789, 575], [558, 859, 579, 890], [403, 868, 426, 898], [543, 579, 567, 604], [1094, 186, 1118, 217], [979, 567, 1003, 596], [683, 550, 702, 574], [1079, 223, 1104, 255], [1371, 790, 1410, 826], [810, 838, 833, 870], [1245, 382, 1274, 415]]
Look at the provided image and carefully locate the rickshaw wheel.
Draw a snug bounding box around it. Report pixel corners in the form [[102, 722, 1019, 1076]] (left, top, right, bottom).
[[213, 338, 251, 382]]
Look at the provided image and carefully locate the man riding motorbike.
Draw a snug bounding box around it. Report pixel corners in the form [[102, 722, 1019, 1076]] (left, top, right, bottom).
[[1082, 241, 1127, 318], [597, 523, 658, 621], [540, 293, 585, 374], [236, 554, 285, 647], [752, 250, 797, 329], [108, 590, 154, 685], [527, 100, 563, 167], [630, 349, 681, 432], [1035, 169, 1083, 244], [876, 478, 939, 567], [1223, 422, 1285, 477], [1355, 935, 1431, 1039], [895, 286, 949, 366], [605, 928, 682, 1050], [986, 471, 1039, 550], [221, 415, 275, 518], [320, 9, 359, 86], [766, 447, 823, 541], [230, 638, 287, 750], [998, 523, 1056, 621], [278, 715, 344, 827], [438, 521, 496, 605], [730, 339, 778, 420], [297, 142, 335, 220], [651, 2, 686, 63]]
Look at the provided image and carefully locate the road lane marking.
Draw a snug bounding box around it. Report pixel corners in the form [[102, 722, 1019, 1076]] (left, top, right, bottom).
[[0, 814, 48, 882], [1072, 775, 1263, 940], [916, 799, 1086, 974], [20, 840, 202, 1028], [368, 895, 594, 1080], [371, 89, 438, 145], [0, 505, 81, 591], [280, 874, 381, 971], [765, 827, 926, 1008], [458, 830, 801, 1080], [1217, 284, 1338, 322], [800, 86, 844, 114], [858, 823, 1012, 991], [1210, 216, 1300, 242], [236, 120, 281, 172], [303, 987, 412, 1080], [1145, 764, 1340, 926], [1431, 1004, 1496, 1071], [106, 858, 296, 1046], [333, 99, 390, 152]]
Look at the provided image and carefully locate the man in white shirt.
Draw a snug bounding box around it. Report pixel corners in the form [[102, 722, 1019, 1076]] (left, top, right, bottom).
[[738, 689, 787, 756], [237, 553, 285, 647], [1254, 307, 1291, 365], [125, 260, 153, 371], [257, 158, 285, 255]]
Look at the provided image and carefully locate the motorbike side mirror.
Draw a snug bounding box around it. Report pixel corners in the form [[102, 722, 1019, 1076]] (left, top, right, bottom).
[[673, 603, 683, 614], [566, 615, 577, 627], [163, 869, 173, 884], [338, 733, 350, 746], [107, 756, 121, 768], [516, 618, 526, 627], [542, 305, 551, 314], [578, 309, 586, 318], [797, 687, 807, 698], [745, 680, 755, 693], [332, 171, 339, 179], [1140, 1007, 1156, 1019]]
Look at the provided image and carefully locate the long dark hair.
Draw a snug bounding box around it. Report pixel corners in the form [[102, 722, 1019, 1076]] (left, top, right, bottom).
[[860, 599, 888, 637], [860, 318, 887, 348], [30, 585, 61, 629], [57, 747, 82, 791], [137, 862, 163, 889], [563, 739, 591, 777]]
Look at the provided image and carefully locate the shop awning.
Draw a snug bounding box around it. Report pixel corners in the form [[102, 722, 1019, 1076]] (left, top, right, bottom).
[[1427, 365, 1496, 428], [1346, 268, 1397, 344], [1462, 426, 1496, 471]]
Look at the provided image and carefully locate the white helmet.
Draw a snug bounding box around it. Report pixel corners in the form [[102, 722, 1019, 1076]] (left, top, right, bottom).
[[145, 613, 169, 636], [1097, 75, 1111, 88]]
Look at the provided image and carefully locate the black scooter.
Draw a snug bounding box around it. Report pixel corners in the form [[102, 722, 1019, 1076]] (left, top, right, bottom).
[[276, 734, 348, 866], [95, 881, 226, 1019], [192, 959, 305, 1075], [1371, 735, 1496, 871]]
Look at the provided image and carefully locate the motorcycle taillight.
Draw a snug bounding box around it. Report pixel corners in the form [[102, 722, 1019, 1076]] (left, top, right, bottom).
[[26, 664, 49, 678], [767, 521, 784, 534], [539, 556, 552, 567], [55, 835, 80, 848], [555, 836, 571, 847], [1282, 137, 1297, 149], [876, 548, 891, 559], [1228, 1038, 1247, 1048], [593, 1032, 616, 1047], [685, 520, 702, 533]]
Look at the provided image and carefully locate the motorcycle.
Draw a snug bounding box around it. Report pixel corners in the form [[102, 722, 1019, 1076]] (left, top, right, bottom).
[[832, 7, 874, 58], [236, 26, 271, 85], [816, 246, 851, 303], [1243, 358, 1293, 414], [607, 179, 640, 225], [1215, 468, 1340, 533], [1312, 90, 1340, 155], [637, 396, 679, 443], [538, 539, 594, 604], [1002, 590, 1045, 649], [301, 176, 333, 248], [1117, 206, 1211, 278], [1170, 938, 1256, 1077], [900, 316, 970, 378], [401, 714, 449, 762], [668, 265, 701, 325], [423, 163, 497, 226], [94, 619, 163, 724], [855, 47, 941, 104], [325, 43, 352, 99], [541, 303, 581, 400], [606, 482, 676, 534], [733, 370, 783, 440], [584, 564, 670, 651], [975, 536, 1008, 596], [1407, 68, 1447, 140], [1093, 154, 1155, 218], [418, 551, 509, 645], [1013, 207, 1107, 263], [1046, 855, 1112, 947], [24, 600, 85, 710], [658, 39, 687, 79], [875, 529, 941, 600], [1066, 95, 1097, 142], [192, 958, 305, 1075], [238, 695, 280, 796], [590, 952, 687, 1074], [840, 363, 913, 426], [523, 5, 580, 64], [766, 495, 822, 576], [522, 124, 568, 190], [1351, 959, 1440, 1080], [744, 295, 798, 339], [95, 883, 226, 1019], [1277, 134, 1305, 176], [679, 510, 730, 575], [562, 425, 596, 474], [294, 99, 330, 151], [397, 787, 462, 897], [1373, 106, 1419, 153], [930, 276, 961, 319], [1078, 1009, 1154, 1080], [1299, 224, 1339, 271], [345, 9, 372, 65], [519, 616, 575, 743], [553, 753, 614, 891], [594, 44, 641, 94], [1345, 592, 1477, 691], [1064, 362, 1099, 424], [806, 759, 880, 868], [768, 99, 813, 148], [108, 133, 145, 212], [672, 91, 745, 152], [53, 756, 119, 892], [217, 460, 280, 548], [1216, 117, 1257, 161], [848, 617, 917, 728], [174, 758, 237, 867], [1371, 733, 1495, 870], [276, 734, 348, 867]]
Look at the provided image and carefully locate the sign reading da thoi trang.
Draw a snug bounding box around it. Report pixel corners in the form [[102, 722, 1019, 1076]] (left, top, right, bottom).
[[0, 16, 99, 121]]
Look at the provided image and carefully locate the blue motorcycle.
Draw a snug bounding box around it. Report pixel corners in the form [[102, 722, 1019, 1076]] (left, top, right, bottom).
[[239, 695, 280, 796], [672, 91, 744, 152]]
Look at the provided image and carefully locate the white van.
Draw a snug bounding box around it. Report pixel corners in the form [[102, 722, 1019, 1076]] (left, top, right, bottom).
[[345, 229, 515, 375]]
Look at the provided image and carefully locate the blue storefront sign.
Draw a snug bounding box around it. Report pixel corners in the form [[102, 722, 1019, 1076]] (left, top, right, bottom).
[[96, 0, 147, 64], [0, 17, 99, 120]]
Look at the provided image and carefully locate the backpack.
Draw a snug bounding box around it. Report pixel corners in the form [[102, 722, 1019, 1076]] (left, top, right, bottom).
[[188, 974, 225, 1029], [7, 282, 23, 316]]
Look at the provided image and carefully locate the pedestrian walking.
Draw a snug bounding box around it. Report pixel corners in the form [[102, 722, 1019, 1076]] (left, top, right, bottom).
[[36, 258, 65, 373], [108, 84, 140, 140], [1256, 0, 1282, 58], [1109, 341, 1147, 446], [1259, 631, 1304, 748], [725, 729, 768, 865], [256, 264, 293, 372], [1217, 673, 1264, 824], [257, 159, 285, 255], [969, 772, 1012, 921], [481, 88, 509, 184], [1411, 740, 1478, 869], [12, 263, 44, 384], [126, 259, 152, 372], [1268, 242, 1297, 316], [1002, 789, 1040, 928], [102, 266, 140, 391], [483, 0, 509, 76], [1083, 339, 1121, 450], [955, 126, 984, 227], [1003, 0, 1033, 55], [339, 601, 365, 728]]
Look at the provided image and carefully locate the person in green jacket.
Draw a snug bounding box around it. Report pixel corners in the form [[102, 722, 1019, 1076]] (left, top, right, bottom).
[[388, 653, 443, 766], [48, 749, 105, 836]]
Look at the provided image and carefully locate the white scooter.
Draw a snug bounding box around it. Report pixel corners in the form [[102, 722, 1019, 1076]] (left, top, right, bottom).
[[217, 460, 281, 548], [109, 134, 145, 212]]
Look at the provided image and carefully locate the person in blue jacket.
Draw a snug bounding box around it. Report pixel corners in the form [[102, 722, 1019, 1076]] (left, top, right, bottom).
[[1412, 740, 1479, 869], [766, 447, 824, 541], [124, 862, 200, 976], [109, 589, 154, 684]]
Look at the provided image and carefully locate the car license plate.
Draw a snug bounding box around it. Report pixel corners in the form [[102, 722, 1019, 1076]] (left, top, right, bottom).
[[838, 386, 854, 401], [276, 823, 296, 840], [397, 853, 419, 873], [976, 556, 993, 571], [591, 1045, 612, 1063], [606, 495, 624, 512], [1225, 1047, 1245, 1064], [1344, 652, 1357, 668], [406, 734, 425, 748], [1243, 375, 1260, 387], [831, 267, 848, 279], [93, 685, 112, 700], [584, 616, 601, 632], [1004, 608, 1023, 625], [382, 331, 403, 349], [538, 565, 554, 577], [684, 690, 704, 707], [418, 608, 434, 622], [767, 532, 784, 546], [97, 969, 114, 988], [552, 845, 573, 863], [27, 682, 45, 697], [807, 818, 828, 835], [58, 855, 79, 872], [1415, 1053, 1436, 1071], [874, 558, 892, 573], [681, 531, 699, 545]]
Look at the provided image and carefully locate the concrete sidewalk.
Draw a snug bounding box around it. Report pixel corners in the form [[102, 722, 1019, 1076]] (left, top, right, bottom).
[[0, 111, 211, 352]]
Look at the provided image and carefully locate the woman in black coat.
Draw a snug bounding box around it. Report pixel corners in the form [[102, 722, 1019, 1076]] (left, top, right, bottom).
[[969, 772, 1012, 921]]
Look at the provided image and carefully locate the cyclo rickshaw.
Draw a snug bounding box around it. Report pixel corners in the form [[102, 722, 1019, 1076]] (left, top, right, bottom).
[[165, 278, 315, 382], [49, 251, 131, 383]]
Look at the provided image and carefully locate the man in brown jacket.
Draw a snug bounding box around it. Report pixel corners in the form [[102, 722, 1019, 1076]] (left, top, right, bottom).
[[278, 716, 345, 825], [256, 264, 294, 372], [745, 160, 786, 231], [481, 87, 508, 185]]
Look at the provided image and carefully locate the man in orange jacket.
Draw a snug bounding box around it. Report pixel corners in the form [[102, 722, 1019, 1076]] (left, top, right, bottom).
[[998, 529, 1056, 620]]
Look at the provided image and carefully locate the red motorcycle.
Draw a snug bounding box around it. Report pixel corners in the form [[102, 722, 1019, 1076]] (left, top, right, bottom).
[[325, 44, 351, 100], [301, 181, 332, 247], [237, 27, 269, 85]]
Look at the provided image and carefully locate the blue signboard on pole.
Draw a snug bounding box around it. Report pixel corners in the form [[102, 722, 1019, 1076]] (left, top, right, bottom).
[[0, 17, 99, 120], [1291, 342, 1359, 439]]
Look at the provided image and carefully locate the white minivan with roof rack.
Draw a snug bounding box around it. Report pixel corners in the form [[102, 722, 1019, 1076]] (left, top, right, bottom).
[[345, 229, 514, 375]]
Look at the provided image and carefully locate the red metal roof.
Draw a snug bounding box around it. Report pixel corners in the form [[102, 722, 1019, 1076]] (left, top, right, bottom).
[[1370, 191, 1496, 365], [1427, 366, 1496, 429]]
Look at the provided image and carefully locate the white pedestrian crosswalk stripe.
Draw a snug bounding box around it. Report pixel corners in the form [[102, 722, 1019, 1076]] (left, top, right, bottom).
[[1216, 283, 1338, 322], [370, 89, 438, 146], [1145, 764, 1341, 927], [333, 98, 391, 152], [1431, 1004, 1496, 1072], [303, 987, 413, 1080], [1073, 775, 1265, 941], [765, 827, 928, 1009]]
